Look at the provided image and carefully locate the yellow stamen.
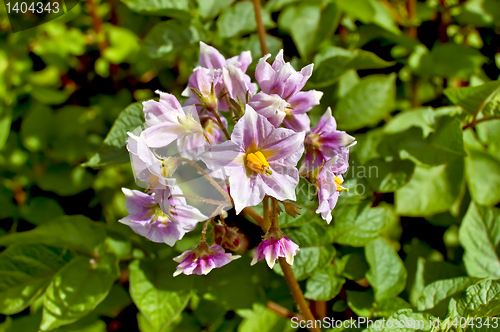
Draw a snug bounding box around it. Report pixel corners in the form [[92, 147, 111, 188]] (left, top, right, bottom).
[[246, 151, 271, 174], [148, 174, 161, 190], [334, 175, 347, 192]]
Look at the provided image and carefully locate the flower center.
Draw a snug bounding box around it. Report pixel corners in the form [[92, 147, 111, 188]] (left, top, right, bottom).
[[178, 111, 202, 134], [246, 151, 272, 175], [334, 175, 347, 192], [304, 132, 321, 150]]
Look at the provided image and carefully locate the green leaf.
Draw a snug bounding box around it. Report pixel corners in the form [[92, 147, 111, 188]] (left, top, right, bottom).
[[405, 246, 466, 308], [93, 284, 131, 318], [237, 303, 293, 332], [304, 265, 345, 301], [363, 309, 434, 332], [20, 197, 65, 225], [120, 0, 189, 17], [83, 102, 144, 168], [217, 2, 274, 39], [465, 149, 500, 206], [395, 160, 464, 216], [278, 179, 324, 228], [102, 25, 140, 64], [37, 164, 94, 196], [51, 319, 107, 332], [366, 238, 407, 301], [459, 202, 500, 279], [383, 107, 436, 138], [192, 255, 273, 310], [143, 21, 199, 59], [334, 74, 396, 130], [331, 202, 397, 247], [273, 223, 336, 281], [237, 34, 284, 60], [341, 253, 369, 281], [347, 291, 410, 318], [455, 0, 500, 27], [20, 105, 54, 152], [364, 159, 415, 193], [0, 245, 73, 315], [0, 215, 107, 255], [410, 43, 485, 79], [368, 0, 400, 35], [448, 279, 500, 318], [417, 277, 475, 317], [29, 87, 70, 105], [129, 258, 192, 331], [40, 253, 119, 331], [288, 3, 340, 60], [309, 47, 394, 87], [335, 0, 374, 23], [398, 117, 466, 166], [335, 0, 400, 34], [0, 107, 12, 151], [289, 4, 321, 60], [444, 80, 500, 115], [197, 0, 235, 19], [265, 0, 301, 12]]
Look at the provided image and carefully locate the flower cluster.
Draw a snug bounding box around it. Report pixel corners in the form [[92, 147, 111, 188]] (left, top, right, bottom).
[[120, 42, 355, 276]]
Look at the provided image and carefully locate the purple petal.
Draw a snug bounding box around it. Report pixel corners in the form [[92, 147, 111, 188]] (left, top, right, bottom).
[[281, 237, 299, 265], [259, 163, 299, 202], [200, 140, 244, 174], [248, 92, 288, 128], [126, 133, 162, 182], [229, 168, 262, 214], [199, 42, 226, 69], [223, 65, 250, 103], [255, 54, 275, 94], [122, 188, 156, 214], [260, 128, 305, 164], [288, 90, 323, 114], [313, 107, 337, 133], [140, 121, 186, 148], [283, 113, 311, 132], [272, 50, 285, 71], [231, 105, 276, 152]]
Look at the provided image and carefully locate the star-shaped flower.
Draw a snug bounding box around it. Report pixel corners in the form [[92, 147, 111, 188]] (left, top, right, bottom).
[[201, 105, 305, 213]]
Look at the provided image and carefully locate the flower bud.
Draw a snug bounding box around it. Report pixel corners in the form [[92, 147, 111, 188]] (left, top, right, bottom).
[[282, 201, 301, 218], [213, 223, 242, 251]]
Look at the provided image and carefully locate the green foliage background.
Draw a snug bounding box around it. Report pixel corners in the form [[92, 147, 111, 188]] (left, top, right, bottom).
[[1, 0, 500, 331]]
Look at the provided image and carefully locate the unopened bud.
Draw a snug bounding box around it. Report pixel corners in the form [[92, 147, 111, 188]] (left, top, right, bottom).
[[282, 201, 301, 218], [213, 224, 242, 251]]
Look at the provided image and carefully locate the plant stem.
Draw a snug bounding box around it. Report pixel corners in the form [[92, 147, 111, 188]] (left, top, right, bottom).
[[278, 257, 320, 332], [252, 0, 268, 55], [242, 207, 268, 230], [462, 115, 500, 130], [86, 0, 107, 52], [407, 0, 417, 39], [171, 194, 230, 206], [263, 196, 269, 229], [224, 94, 239, 124], [270, 198, 319, 331], [203, 130, 213, 145], [201, 219, 211, 242], [271, 198, 278, 227], [208, 108, 231, 140], [267, 301, 303, 320], [208, 205, 226, 220]]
